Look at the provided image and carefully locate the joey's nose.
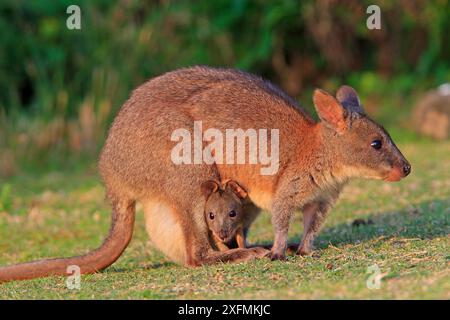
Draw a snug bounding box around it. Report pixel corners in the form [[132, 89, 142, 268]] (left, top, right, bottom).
[[218, 230, 228, 240], [403, 163, 411, 176]]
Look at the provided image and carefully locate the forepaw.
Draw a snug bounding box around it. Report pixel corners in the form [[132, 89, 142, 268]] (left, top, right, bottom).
[[296, 247, 312, 256], [270, 251, 287, 261]]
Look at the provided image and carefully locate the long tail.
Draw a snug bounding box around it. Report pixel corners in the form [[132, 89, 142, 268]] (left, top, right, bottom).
[[0, 198, 135, 283]]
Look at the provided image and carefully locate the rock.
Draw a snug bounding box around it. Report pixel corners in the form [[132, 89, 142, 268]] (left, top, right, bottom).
[[413, 84, 450, 140]]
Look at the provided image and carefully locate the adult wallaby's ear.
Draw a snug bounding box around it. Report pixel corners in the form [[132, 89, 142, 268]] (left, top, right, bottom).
[[313, 89, 347, 133], [336, 85, 364, 114], [224, 180, 248, 199], [201, 180, 219, 199]]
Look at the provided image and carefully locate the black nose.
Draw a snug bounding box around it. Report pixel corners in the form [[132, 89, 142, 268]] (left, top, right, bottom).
[[403, 163, 411, 176], [219, 230, 228, 240]]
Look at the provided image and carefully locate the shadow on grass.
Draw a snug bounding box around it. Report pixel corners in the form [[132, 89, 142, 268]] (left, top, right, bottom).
[[142, 261, 177, 269], [313, 198, 449, 249], [108, 261, 176, 273], [249, 198, 449, 253]]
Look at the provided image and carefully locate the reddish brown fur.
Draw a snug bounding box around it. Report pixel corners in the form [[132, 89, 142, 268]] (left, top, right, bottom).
[[0, 66, 410, 282]]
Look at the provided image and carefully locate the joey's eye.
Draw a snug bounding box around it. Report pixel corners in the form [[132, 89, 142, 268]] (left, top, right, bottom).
[[371, 139, 382, 150], [229, 210, 237, 218], [209, 212, 214, 220]]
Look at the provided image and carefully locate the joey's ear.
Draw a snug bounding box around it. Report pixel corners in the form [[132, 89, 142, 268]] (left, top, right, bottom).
[[201, 180, 219, 199], [336, 85, 364, 114], [313, 89, 347, 133], [225, 180, 248, 199]]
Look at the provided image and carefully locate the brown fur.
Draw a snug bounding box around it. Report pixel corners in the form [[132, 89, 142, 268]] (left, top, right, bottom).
[[201, 180, 260, 251], [0, 66, 410, 282]]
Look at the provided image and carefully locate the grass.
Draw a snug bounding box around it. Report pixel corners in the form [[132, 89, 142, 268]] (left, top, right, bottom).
[[0, 140, 449, 299]]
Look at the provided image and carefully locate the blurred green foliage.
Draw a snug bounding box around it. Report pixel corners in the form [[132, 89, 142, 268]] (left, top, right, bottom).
[[0, 184, 12, 211], [1, 0, 449, 113], [0, 0, 448, 172]]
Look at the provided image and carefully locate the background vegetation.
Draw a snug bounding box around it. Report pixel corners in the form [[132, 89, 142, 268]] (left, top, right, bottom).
[[0, 0, 448, 299], [0, 0, 449, 172]]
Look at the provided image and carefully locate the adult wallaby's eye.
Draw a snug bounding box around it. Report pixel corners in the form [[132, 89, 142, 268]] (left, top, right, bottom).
[[371, 139, 382, 150], [229, 210, 237, 218], [209, 212, 214, 220]]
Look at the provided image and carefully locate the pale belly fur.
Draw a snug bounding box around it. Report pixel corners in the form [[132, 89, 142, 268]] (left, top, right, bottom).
[[142, 200, 187, 264]]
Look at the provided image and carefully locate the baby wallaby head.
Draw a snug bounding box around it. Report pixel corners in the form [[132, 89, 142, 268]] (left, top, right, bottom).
[[201, 180, 247, 243], [313, 85, 411, 182]]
